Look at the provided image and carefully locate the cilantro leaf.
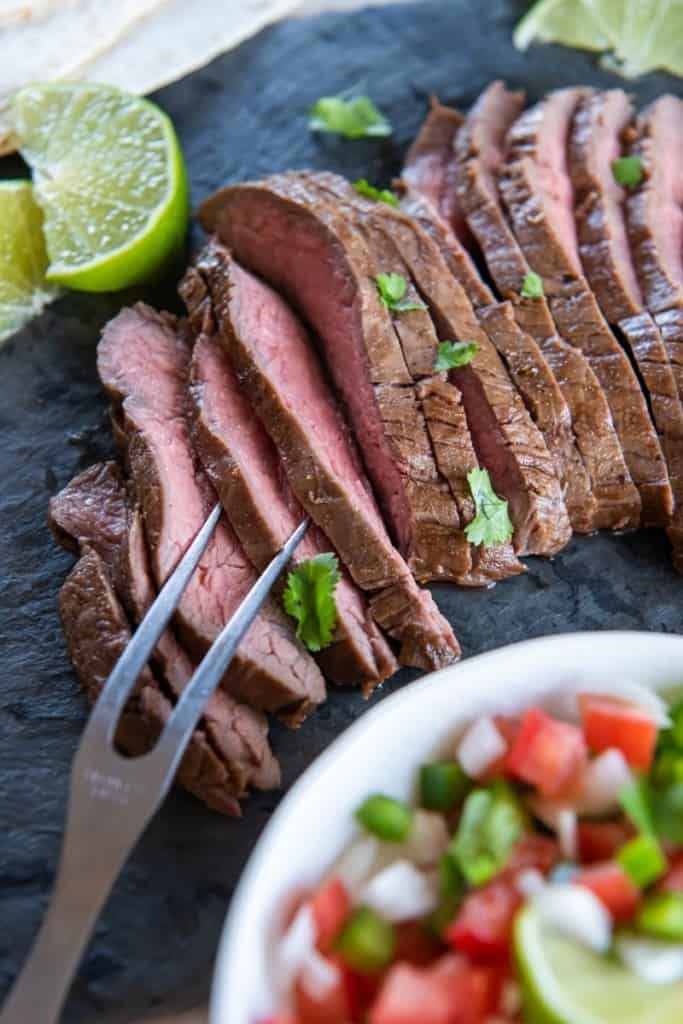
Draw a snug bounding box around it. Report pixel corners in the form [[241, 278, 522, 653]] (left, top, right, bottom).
[[465, 468, 514, 547], [520, 270, 544, 299], [353, 178, 399, 207], [612, 155, 643, 189], [376, 272, 427, 313], [308, 94, 392, 139], [434, 340, 478, 371], [283, 553, 340, 652]]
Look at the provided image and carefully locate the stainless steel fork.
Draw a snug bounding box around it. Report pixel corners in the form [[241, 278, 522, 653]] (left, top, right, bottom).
[[0, 505, 309, 1024]]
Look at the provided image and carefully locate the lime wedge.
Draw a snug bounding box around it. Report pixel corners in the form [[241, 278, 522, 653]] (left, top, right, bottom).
[[0, 179, 57, 344], [10, 83, 189, 292], [515, 0, 683, 78], [515, 906, 683, 1023], [514, 0, 610, 53]]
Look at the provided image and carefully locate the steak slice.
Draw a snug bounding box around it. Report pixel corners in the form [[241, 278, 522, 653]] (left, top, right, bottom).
[[97, 304, 326, 721], [50, 462, 280, 806], [500, 87, 667, 527], [307, 172, 571, 557], [569, 90, 683, 568], [625, 95, 683, 316], [299, 171, 522, 583], [181, 294, 398, 690], [401, 97, 493, 308], [625, 96, 683, 414], [192, 242, 460, 670], [199, 174, 472, 588], [60, 547, 251, 816], [402, 105, 591, 537], [453, 81, 636, 533]]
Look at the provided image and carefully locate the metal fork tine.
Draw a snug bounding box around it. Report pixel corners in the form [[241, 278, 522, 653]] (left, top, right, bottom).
[[151, 516, 310, 786], [85, 502, 223, 746]]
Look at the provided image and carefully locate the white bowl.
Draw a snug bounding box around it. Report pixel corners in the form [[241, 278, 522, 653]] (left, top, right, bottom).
[[210, 631, 683, 1024]]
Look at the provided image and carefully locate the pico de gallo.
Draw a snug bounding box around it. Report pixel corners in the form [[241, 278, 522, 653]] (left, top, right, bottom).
[[262, 684, 683, 1024]]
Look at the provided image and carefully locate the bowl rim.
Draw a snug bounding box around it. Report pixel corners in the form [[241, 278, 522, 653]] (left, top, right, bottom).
[[210, 629, 683, 1022]]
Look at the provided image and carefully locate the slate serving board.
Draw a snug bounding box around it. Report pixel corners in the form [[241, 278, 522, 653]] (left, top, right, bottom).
[[1, 2, 682, 1021]]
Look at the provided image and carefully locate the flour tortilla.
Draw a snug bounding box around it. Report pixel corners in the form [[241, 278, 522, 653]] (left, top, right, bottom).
[[0, 0, 304, 153], [0, 0, 169, 152]]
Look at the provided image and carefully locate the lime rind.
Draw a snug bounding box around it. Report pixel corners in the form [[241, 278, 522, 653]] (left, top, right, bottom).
[[0, 180, 58, 344], [515, 0, 683, 79], [11, 83, 189, 293], [515, 906, 683, 1024]]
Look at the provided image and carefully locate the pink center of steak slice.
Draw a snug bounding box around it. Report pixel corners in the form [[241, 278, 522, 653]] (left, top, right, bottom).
[[200, 185, 414, 556], [228, 260, 391, 544]]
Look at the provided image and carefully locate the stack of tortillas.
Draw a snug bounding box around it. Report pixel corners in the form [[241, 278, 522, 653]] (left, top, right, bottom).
[[0, 0, 306, 153]]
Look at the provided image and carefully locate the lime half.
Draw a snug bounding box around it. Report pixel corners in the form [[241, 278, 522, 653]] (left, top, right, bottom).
[[514, 0, 683, 79], [515, 906, 683, 1024], [11, 83, 189, 292], [0, 180, 57, 344]]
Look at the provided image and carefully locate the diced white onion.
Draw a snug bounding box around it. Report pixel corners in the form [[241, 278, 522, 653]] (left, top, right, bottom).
[[360, 859, 437, 923], [516, 868, 546, 898], [547, 680, 669, 728], [615, 934, 683, 985], [332, 836, 382, 897], [557, 807, 578, 861], [275, 905, 316, 997], [299, 948, 341, 1000], [529, 796, 570, 832], [576, 748, 633, 817], [401, 810, 450, 867], [533, 884, 612, 953], [457, 715, 507, 778]]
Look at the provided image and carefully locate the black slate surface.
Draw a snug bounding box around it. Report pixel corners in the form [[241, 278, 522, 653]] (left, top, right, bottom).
[[1, 2, 682, 1021]]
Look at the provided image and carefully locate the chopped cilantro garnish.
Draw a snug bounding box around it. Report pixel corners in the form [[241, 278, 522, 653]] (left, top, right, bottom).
[[283, 553, 340, 652], [612, 155, 643, 189], [308, 94, 392, 139], [465, 468, 514, 547], [434, 340, 478, 371], [376, 272, 427, 313], [353, 178, 399, 206], [520, 270, 544, 299]]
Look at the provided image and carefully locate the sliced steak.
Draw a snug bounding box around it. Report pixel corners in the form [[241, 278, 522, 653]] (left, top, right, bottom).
[[299, 171, 522, 582], [401, 98, 493, 307], [307, 171, 570, 557], [416, 376, 525, 583], [453, 81, 636, 533], [569, 90, 683, 568], [182, 302, 398, 690], [50, 462, 280, 803], [191, 241, 460, 670], [199, 174, 473, 589], [402, 110, 590, 537], [60, 547, 252, 816], [625, 95, 683, 316], [500, 87, 668, 527], [97, 304, 326, 721], [625, 96, 683, 411]]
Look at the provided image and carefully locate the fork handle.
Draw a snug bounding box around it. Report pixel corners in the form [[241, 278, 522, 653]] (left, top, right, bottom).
[[0, 799, 133, 1024]]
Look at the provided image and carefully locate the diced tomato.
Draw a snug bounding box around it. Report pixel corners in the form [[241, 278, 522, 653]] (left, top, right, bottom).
[[310, 877, 351, 953], [575, 861, 641, 923], [257, 1018, 296, 1024], [506, 833, 560, 876], [336, 959, 383, 1021], [294, 957, 350, 1024], [479, 716, 519, 781], [577, 820, 635, 864], [369, 954, 502, 1024], [658, 851, 683, 893], [395, 921, 443, 966], [506, 708, 588, 798], [579, 695, 658, 771], [446, 878, 522, 961]]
